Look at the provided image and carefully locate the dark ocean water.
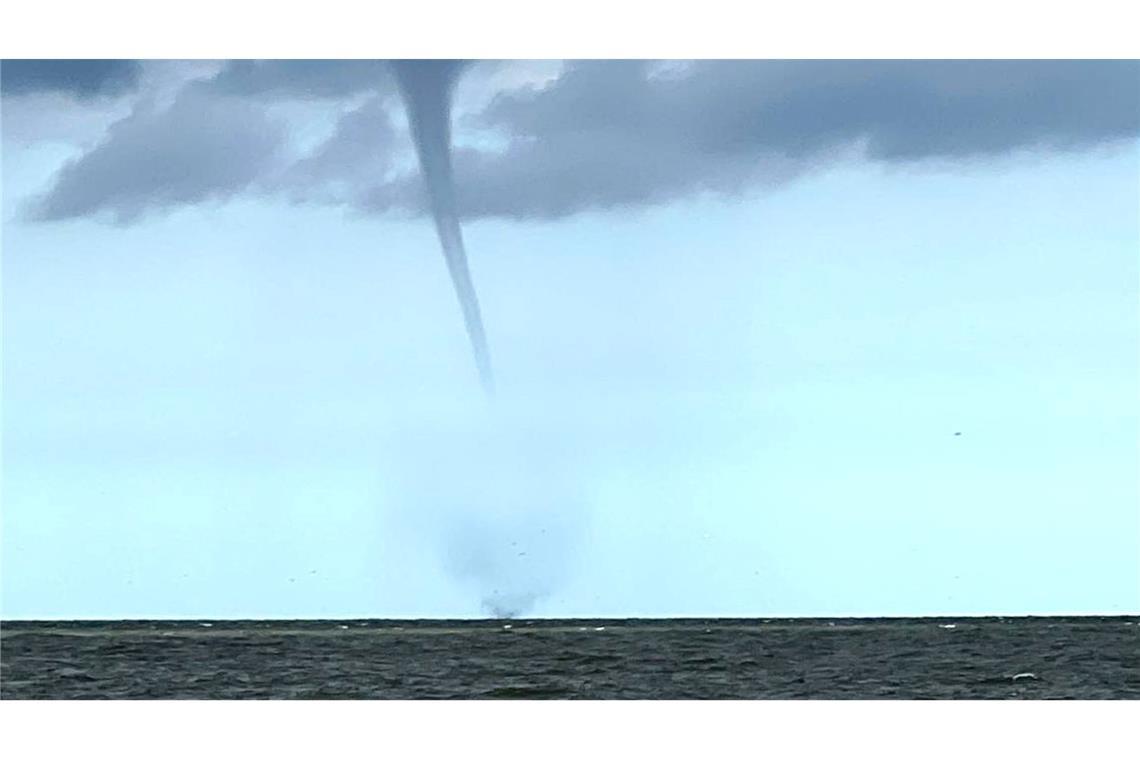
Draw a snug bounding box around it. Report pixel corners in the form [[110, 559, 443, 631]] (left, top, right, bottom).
[[2, 617, 1137, 699]]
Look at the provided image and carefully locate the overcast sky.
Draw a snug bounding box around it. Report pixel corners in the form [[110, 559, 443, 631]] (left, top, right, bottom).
[[2, 59, 1137, 618]]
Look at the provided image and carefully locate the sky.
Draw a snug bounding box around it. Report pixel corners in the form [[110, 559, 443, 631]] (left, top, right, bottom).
[[1, 59, 1137, 619]]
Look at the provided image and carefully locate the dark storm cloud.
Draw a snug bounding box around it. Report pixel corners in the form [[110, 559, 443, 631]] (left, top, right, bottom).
[[20, 60, 1140, 224], [207, 59, 393, 99], [1, 59, 142, 99], [26, 85, 286, 223], [419, 59, 1140, 219], [274, 96, 399, 202]]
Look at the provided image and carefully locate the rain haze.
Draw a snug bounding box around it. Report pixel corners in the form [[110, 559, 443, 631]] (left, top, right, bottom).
[[2, 59, 1138, 620]]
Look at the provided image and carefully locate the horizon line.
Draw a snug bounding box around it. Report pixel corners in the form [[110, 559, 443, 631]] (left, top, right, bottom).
[[3, 611, 1137, 624]]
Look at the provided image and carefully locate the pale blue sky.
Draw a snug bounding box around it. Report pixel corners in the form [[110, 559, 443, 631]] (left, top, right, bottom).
[[2, 60, 1137, 618]]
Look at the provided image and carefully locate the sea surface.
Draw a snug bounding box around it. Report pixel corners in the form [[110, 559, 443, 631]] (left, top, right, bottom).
[[2, 616, 1137, 699]]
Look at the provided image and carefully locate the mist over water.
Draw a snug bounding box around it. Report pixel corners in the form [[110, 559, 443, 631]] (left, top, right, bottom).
[[382, 406, 589, 617], [392, 60, 495, 396]]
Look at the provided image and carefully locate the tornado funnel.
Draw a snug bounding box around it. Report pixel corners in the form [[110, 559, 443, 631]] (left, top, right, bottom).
[[392, 60, 495, 397]]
